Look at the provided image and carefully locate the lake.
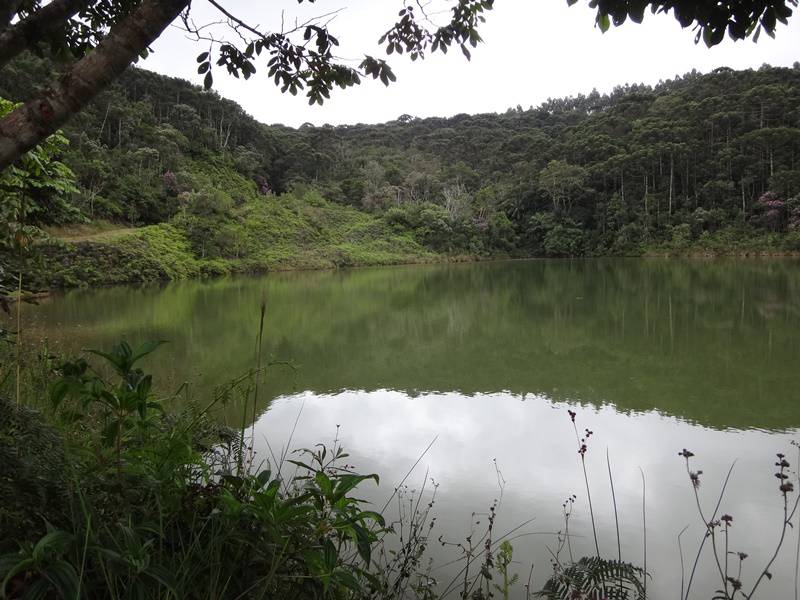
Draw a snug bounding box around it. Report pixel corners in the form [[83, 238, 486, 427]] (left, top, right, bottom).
[[22, 258, 800, 599]]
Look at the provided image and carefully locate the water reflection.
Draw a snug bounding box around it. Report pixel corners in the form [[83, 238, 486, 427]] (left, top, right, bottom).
[[253, 390, 798, 600], [17, 258, 800, 598], [23, 258, 800, 430]]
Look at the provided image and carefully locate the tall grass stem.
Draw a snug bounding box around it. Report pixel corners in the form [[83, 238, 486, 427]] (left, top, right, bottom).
[[607, 448, 621, 562], [15, 271, 21, 404], [640, 467, 647, 598]]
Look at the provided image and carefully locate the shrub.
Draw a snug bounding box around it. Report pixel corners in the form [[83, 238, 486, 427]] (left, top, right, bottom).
[[1, 342, 391, 599]]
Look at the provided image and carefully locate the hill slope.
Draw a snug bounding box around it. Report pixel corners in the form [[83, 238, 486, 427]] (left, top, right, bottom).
[[2, 56, 800, 288]]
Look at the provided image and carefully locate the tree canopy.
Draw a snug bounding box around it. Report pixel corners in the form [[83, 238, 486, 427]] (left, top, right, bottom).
[[0, 0, 796, 172], [2, 53, 799, 280]]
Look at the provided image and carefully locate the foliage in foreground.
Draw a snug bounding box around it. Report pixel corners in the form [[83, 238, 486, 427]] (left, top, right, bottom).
[[2, 339, 798, 599], [0, 341, 650, 599], [1, 341, 395, 599], [537, 557, 646, 600]]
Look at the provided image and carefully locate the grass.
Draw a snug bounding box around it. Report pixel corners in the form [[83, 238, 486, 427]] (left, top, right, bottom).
[[31, 224, 210, 288], [43, 221, 135, 242], [29, 192, 442, 290]]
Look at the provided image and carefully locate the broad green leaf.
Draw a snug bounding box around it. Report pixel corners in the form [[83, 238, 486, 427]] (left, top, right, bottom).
[[32, 531, 74, 562], [130, 340, 167, 365], [42, 561, 79, 600], [332, 474, 379, 503]]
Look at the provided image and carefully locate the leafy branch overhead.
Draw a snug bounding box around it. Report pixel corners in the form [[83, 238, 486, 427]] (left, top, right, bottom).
[[0, 0, 796, 171], [189, 0, 495, 105], [579, 0, 797, 46]]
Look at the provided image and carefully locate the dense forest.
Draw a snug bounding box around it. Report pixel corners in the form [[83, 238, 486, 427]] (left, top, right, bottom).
[[2, 55, 800, 287]]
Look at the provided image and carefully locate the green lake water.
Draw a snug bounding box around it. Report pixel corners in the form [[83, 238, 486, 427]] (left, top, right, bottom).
[[22, 258, 800, 599]]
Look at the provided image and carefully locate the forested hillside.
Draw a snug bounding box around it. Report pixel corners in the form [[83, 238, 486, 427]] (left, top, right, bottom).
[[2, 55, 800, 287]]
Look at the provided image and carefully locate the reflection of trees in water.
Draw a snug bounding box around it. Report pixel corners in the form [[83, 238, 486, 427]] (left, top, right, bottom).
[[20, 259, 800, 430]]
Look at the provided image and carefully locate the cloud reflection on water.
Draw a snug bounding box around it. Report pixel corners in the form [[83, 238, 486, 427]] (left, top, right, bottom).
[[254, 389, 799, 600]]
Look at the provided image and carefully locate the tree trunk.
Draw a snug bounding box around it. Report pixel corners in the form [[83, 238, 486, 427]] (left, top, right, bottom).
[[741, 179, 746, 220], [685, 157, 690, 206], [0, 0, 189, 173], [643, 172, 649, 220], [668, 153, 674, 216], [97, 102, 110, 141]]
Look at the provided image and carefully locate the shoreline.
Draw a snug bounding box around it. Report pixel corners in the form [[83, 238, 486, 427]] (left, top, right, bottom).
[[9, 248, 800, 301]]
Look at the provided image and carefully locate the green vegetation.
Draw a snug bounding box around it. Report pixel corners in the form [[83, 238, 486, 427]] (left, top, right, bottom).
[[2, 57, 800, 290], [2, 4, 799, 598], [3, 337, 799, 599], [2, 0, 793, 172], [1, 337, 656, 600], [1, 341, 398, 599], [28, 192, 438, 289]]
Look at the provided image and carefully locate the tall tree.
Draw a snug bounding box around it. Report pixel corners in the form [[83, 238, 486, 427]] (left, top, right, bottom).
[[0, 0, 796, 174]]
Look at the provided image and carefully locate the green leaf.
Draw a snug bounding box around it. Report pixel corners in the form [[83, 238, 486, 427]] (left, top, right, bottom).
[[130, 340, 167, 365], [332, 474, 379, 503], [287, 459, 316, 473], [101, 420, 120, 447], [21, 578, 52, 600], [356, 510, 386, 527], [204, 71, 213, 90], [85, 349, 125, 373], [143, 563, 178, 594], [32, 531, 74, 562], [49, 379, 70, 408], [255, 469, 273, 489], [629, 1, 646, 23], [323, 538, 337, 570], [315, 471, 333, 497], [354, 523, 373, 563], [41, 561, 79, 600], [1, 557, 35, 594], [303, 549, 326, 578], [332, 569, 361, 592]]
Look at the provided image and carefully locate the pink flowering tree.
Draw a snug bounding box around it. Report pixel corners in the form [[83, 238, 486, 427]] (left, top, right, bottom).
[[753, 191, 787, 232]]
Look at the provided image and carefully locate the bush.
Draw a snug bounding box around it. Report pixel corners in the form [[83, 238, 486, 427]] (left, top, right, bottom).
[[544, 224, 584, 257], [1, 343, 393, 599], [488, 212, 517, 252], [670, 223, 693, 249], [612, 223, 645, 255], [384, 202, 454, 251]]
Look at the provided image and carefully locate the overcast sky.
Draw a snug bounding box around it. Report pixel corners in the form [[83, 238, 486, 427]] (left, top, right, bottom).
[[143, 1, 800, 128]]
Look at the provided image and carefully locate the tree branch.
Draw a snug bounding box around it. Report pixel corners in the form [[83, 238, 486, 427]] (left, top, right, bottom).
[[0, 1, 25, 30], [0, 0, 189, 172], [0, 0, 89, 69]]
